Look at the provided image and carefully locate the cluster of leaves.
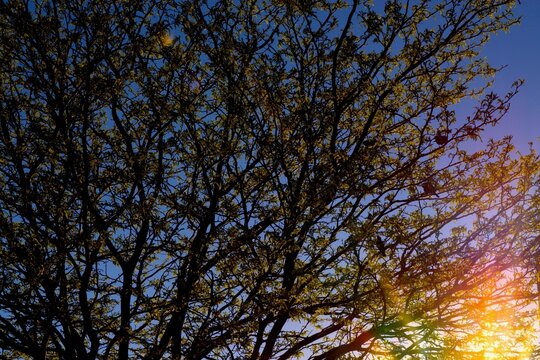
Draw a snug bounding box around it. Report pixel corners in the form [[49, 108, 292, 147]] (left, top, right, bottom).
[[0, 0, 538, 359]]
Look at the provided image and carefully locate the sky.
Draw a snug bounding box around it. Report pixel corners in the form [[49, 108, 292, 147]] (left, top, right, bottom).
[[480, 0, 540, 152]]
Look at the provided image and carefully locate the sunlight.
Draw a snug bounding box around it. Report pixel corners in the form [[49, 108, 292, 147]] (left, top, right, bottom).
[[464, 322, 532, 359], [455, 268, 536, 360]]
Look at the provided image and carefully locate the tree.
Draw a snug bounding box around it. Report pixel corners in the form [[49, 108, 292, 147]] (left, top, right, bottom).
[[0, 0, 537, 358]]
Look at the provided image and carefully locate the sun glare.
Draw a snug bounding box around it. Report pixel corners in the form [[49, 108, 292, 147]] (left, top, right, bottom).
[[463, 322, 533, 359], [454, 269, 536, 359]]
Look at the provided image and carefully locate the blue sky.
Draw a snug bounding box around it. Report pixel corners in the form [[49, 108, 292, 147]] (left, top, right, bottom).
[[481, 1, 540, 152]]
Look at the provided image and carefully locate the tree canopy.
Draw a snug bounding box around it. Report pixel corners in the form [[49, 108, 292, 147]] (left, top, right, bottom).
[[1, 0, 539, 359]]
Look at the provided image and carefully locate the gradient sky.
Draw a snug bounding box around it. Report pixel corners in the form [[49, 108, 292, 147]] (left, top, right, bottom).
[[480, 1, 540, 152]]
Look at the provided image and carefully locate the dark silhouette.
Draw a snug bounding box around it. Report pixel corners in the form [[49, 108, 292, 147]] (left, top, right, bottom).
[[0, 0, 536, 359]]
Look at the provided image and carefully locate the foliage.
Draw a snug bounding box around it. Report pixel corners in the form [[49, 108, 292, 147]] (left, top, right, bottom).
[[0, 0, 537, 359]]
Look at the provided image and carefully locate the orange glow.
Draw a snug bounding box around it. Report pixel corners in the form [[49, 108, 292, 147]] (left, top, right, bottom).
[[462, 321, 533, 359], [454, 268, 536, 359], [160, 32, 174, 47]]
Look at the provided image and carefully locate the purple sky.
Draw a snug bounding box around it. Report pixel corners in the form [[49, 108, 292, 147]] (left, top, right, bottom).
[[481, 1, 540, 152]]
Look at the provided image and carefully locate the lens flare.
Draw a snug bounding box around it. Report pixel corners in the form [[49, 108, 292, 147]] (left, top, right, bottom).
[[160, 32, 174, 47]]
